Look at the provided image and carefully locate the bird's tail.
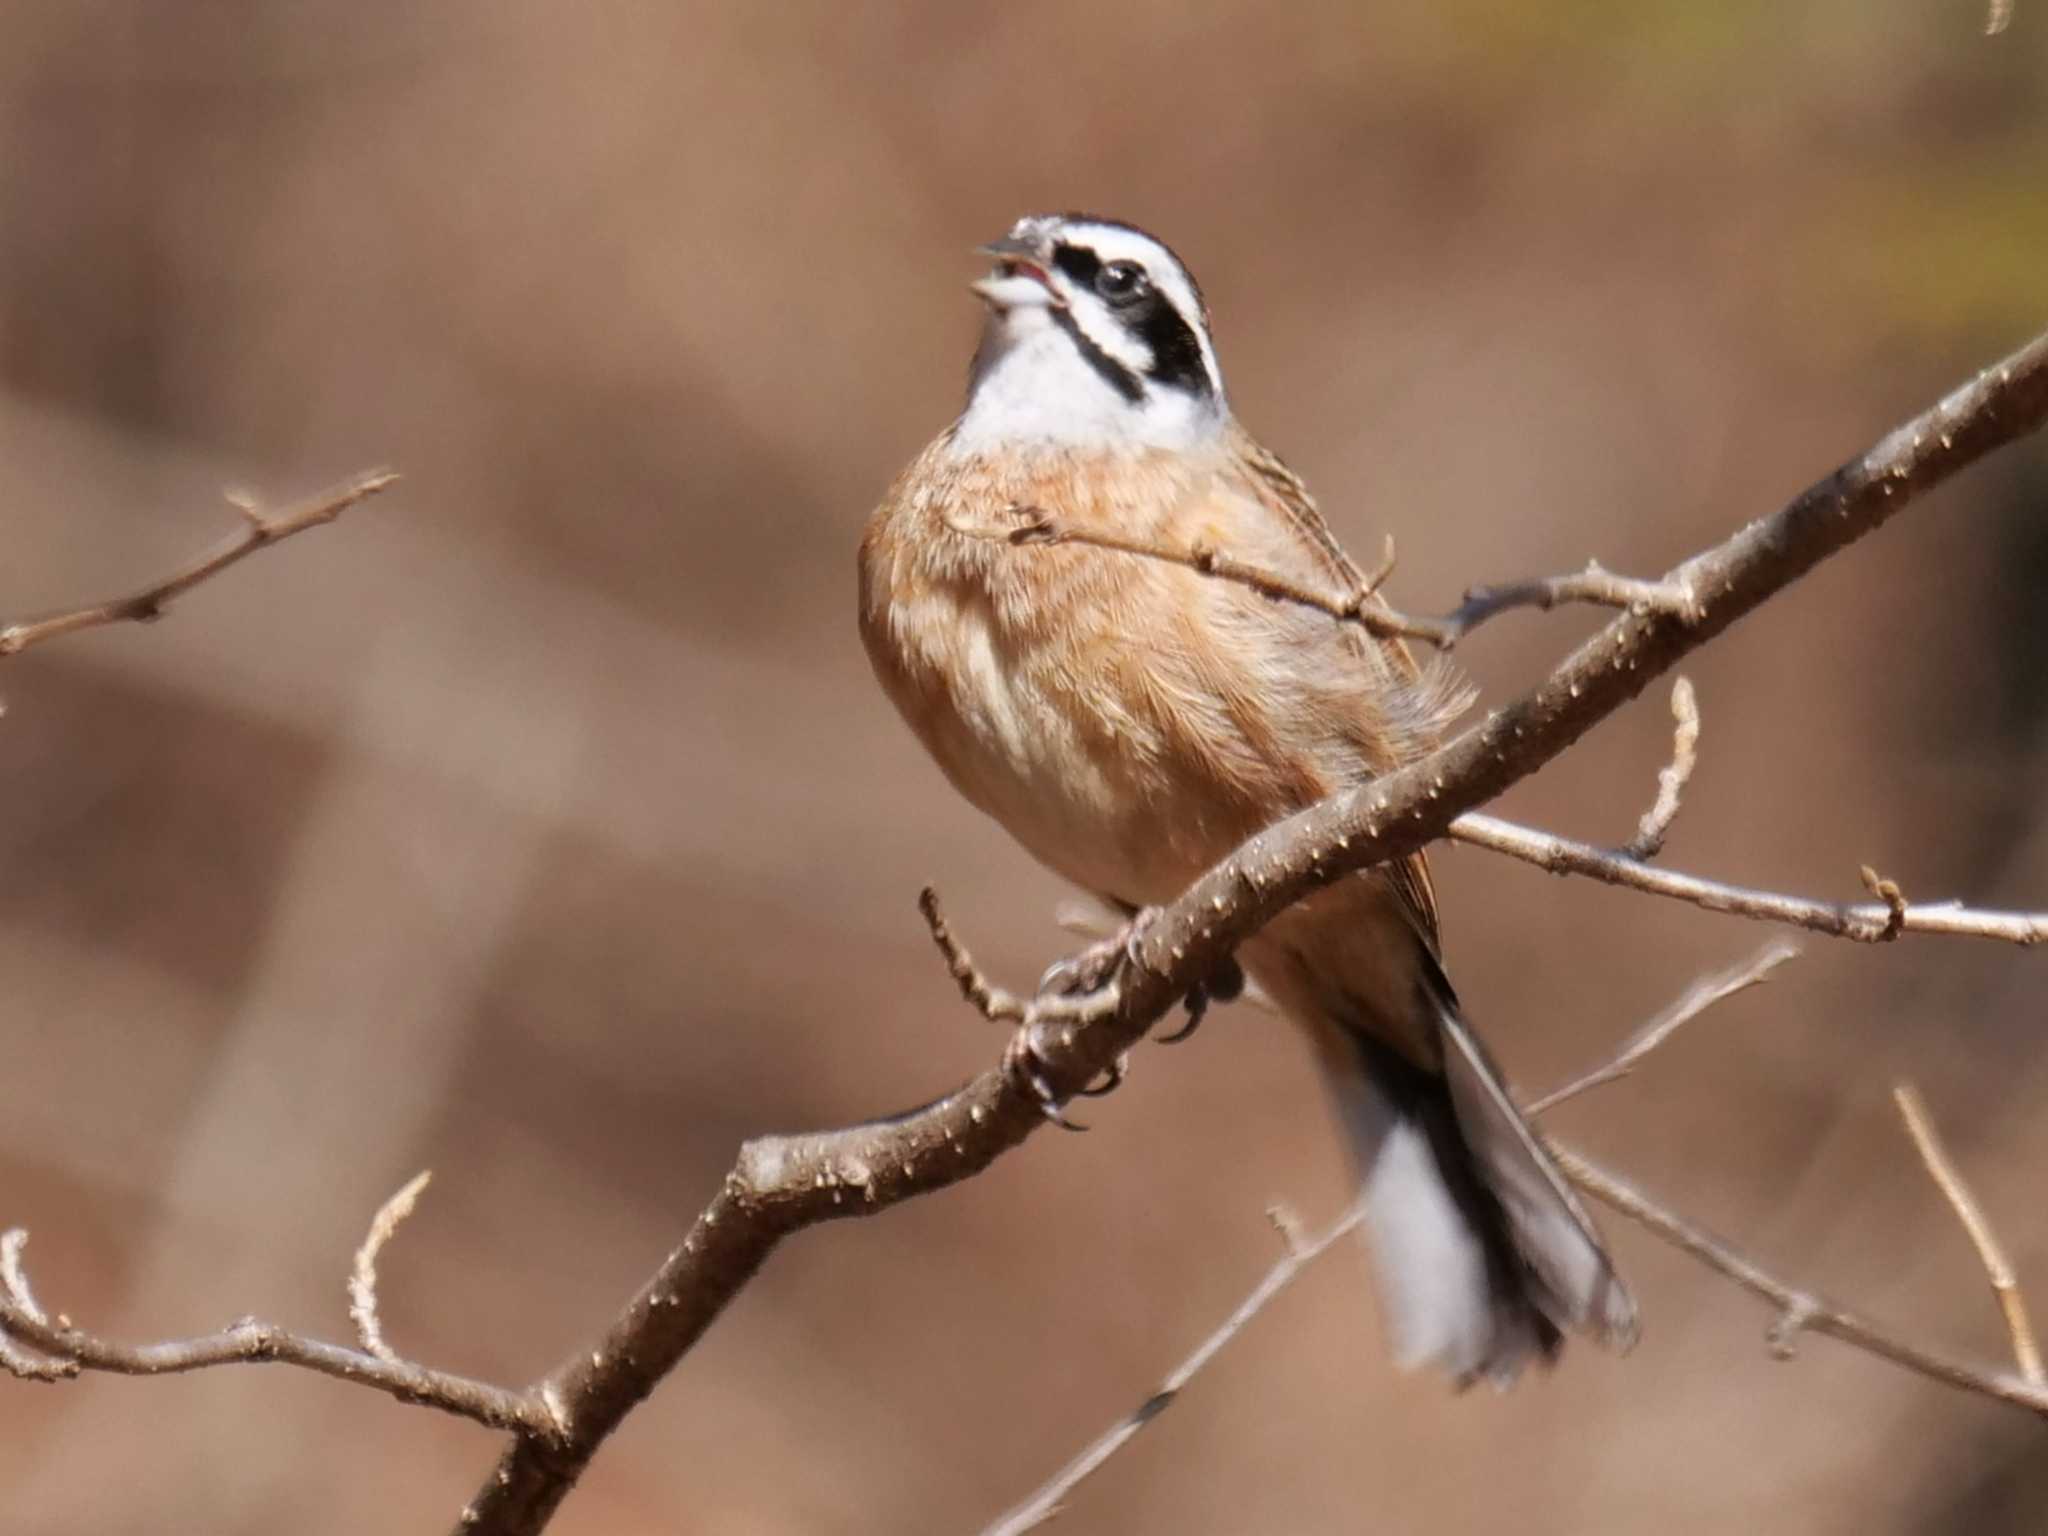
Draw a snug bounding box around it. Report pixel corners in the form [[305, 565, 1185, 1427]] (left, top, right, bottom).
[[1320, 1001, 1639, 1387]]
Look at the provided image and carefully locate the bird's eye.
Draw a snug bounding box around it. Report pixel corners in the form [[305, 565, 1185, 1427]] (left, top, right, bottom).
[[1096, 261, 1148, 303]]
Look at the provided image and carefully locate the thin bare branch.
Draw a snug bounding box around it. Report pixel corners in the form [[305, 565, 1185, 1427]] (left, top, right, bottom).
[[454, 327, 2048, 1536], [1621, 676, 1700, 859], [1451, 813, 2048, 946], [0, 468, 399, 659], [1, 1228, 50, 1327], [950, 505, 1697, 650], [351, 1170, 433, 1365], [919, 886, 1028, 1023], [1525, 939, 1798, 1115], [0, 1226, 550, 1435], [1895, 1084, 2045, 1383], [0, 1231, 69, 1382], [979, 1206, 1365, 1536], [1442, 560, 1702, 644], [980, 941, 2024, 1533], [1550, 1143, 2048, 1416]]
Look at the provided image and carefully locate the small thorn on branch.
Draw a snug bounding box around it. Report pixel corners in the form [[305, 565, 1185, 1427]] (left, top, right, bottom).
[[1767, 1298, 1819, 1359], [1265, 1204, 1309, 1258], [1860, 864, 1909, 940], [1894, 1083, 2045, 1384]]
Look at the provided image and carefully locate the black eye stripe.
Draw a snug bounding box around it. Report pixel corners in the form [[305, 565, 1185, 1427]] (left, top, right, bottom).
[[1051, 243, 1101, 286], [1048, 237, 1214, 400]]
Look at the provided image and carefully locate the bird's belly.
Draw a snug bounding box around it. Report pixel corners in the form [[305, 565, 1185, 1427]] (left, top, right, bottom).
[[884, 593, 1245, 906]]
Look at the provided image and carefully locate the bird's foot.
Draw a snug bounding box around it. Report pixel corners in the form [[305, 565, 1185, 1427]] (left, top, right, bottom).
[[1002, 1023, 1096, 1131], [1037, 912, 1151, 998], [1157, 954, 1245, 1044]]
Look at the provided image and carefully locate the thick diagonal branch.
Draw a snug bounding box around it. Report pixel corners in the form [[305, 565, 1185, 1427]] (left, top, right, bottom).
[[453, 328, 2048, 1535]]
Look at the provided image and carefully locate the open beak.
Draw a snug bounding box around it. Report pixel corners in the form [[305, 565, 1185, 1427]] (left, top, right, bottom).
[[971, 233, 1060, 310]]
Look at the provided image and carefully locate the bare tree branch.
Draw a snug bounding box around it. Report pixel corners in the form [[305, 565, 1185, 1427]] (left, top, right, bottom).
[[0, 1223, 551, 1436], [1449, 813, 2048, 945], [948, 504, 1698, 649], [1621, 676, 1700, 859], [978, 1205, 1365, 1536], [1895, 1083, 2046, 1384], [1550, 1145, 2048, 1416], [1524, 938, 1798, 1115], [986, 936, 2046, 1535], [449, 328, 2048, 1535], [0, 468, 399, 659], [351, 1170, 434, 1365]]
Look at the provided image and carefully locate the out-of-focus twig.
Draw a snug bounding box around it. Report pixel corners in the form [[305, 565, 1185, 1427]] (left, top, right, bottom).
[[350, 1170, 434, 1365], [1525, 938, 1797, 1115], [0, 469, 398, 659], [978, 1205, 1364, 1536], [1895, 1084, 2045, 1383], [1621, 676, 1700, 859], [974, 937, 2032, 1534], [1450, 814, 2048, 946], [1550, 1145, 2048, 1416]]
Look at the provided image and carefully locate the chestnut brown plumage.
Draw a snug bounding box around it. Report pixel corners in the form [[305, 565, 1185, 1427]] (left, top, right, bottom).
[[859, 213, 1637, 1385]]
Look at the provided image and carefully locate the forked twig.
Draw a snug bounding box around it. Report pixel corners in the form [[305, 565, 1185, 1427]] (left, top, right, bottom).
[[0, 469, 399, 659], [1450, 814, 2048, 946], [0, 1224, 549, 1435], [946, 506, 1697, 650]]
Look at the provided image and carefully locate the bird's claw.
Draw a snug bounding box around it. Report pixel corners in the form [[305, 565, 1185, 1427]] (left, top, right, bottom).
[[1158, 955, 1244, 1045], [1074, 1052, 1129, 1097], [1037, 929, 1135, 997], [1003, 1024, 1090, 1131]]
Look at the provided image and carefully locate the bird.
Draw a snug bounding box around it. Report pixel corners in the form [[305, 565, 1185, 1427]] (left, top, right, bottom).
[[857, 212, 1637, 1386]]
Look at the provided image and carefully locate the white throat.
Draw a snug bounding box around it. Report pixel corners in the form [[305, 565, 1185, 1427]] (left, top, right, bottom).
[[947, 306, 1225, 455]]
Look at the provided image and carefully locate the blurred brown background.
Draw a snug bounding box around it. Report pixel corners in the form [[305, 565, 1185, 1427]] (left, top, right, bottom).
[[3, 4, 2047, 1532]]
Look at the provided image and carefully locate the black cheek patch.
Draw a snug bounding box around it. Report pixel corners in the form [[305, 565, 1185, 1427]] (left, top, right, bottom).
[[1132, 293, 1212, 397]]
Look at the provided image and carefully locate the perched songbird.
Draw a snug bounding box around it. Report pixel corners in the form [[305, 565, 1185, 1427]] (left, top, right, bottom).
[[858, 213, 1637, 1385]]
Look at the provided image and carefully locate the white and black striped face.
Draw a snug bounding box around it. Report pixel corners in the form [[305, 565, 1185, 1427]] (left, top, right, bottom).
[[951, 214, 1228, 452]]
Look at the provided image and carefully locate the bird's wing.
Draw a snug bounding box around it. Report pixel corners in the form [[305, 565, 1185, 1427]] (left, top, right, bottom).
[[1219, 424, 1473, 959]]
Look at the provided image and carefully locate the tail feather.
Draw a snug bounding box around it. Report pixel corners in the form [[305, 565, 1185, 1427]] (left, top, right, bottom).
[[1437, 1004, 1639, 1351], [1322, 1010, 1637, 1387]]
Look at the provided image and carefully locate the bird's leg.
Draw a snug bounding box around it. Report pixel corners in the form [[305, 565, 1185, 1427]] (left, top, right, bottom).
[[1038, 909, 1243, 1052]]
